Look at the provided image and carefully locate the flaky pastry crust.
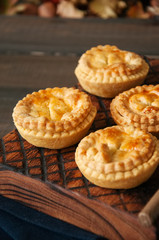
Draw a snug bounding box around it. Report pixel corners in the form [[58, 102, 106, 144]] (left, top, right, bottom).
[[110, 84, 159, 136], [75, 45, 149, 98], [13, 87, 97, 149], [75, 125, 159, 189]]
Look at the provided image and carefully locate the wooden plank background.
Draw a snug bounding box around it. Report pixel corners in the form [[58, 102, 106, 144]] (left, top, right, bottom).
[[0, 16, 159, 55]]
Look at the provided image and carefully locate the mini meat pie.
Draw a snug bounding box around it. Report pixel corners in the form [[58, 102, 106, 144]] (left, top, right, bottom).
[[13, 87, 97, 149], [75, 45, 149, 98], [110, 84, 159, 136], [75, 125, 159, 189]]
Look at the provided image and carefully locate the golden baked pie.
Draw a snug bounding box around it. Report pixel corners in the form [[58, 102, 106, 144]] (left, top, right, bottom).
[[75, 125, 159, 189], [75, 45, 149, 98], [110, 84, 159, 136], [13, 87, 97, 149]]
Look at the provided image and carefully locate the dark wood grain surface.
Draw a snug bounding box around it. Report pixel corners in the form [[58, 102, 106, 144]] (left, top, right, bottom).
[[0, 16, 159, 56]]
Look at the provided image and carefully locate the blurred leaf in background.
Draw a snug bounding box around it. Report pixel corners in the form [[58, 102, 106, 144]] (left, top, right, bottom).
[[1, 0, 40, 15], [0, 0, 56, 17], [0, 0, 11, 14], [0, 0, 158, 18]]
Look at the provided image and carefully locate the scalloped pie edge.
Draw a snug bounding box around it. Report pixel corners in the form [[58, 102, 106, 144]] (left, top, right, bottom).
[[13, 87, 97, 149], [75, 45, 149, 98], [110, 84, 159, 136], [75, 125, 159, 189]]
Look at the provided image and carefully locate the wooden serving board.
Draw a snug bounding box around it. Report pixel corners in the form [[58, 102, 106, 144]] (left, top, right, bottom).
[[0, 57, 159, 240]]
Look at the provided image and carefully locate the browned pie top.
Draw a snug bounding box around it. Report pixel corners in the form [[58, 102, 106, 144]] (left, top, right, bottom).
[[13, 87, 95, 134], [128, 85, 159, 115], [75, 125, 157, 175], [110, 85, 159, 132], [76, 45, 149, 83]]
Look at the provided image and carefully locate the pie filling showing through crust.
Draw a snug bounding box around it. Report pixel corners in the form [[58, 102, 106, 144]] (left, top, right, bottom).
[[12, 87, 97, 149], [75, 125, 159, 189], [110, 84, 159, 135], [75, 45, 149, 98]]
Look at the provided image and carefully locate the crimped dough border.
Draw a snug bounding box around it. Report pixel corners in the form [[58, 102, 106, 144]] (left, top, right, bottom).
[[13, 87, 95, 134], [75, 58, 149, 84], [110, 85, 159, 132], [16, 105, 96, 139], [75, 126, 159, 189], [75, 45, 149, 84], [15, 105, 97, 149]]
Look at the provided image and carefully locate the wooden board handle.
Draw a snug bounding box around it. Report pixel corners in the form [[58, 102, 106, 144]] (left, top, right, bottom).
[[0, 169, 156, 240], [138, 190, 159, 227]]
